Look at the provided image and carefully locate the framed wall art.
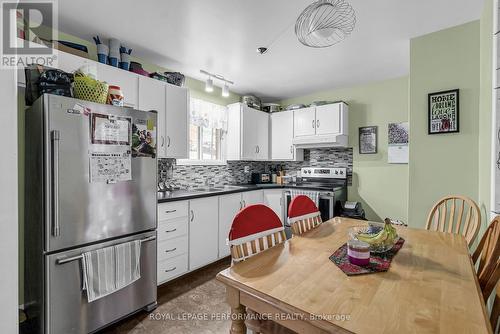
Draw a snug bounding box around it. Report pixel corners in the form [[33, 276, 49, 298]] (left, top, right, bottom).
[[359, 126, 377, 154], [428, 89, 459, 134]]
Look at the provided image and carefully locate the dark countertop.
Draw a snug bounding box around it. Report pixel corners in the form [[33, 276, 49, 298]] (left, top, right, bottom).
[[157, 183, 344, 203]]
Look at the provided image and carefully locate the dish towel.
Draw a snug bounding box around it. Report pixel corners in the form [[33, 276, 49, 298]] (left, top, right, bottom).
[[82, 240, 141, 303], [290, 189, 319, 206]]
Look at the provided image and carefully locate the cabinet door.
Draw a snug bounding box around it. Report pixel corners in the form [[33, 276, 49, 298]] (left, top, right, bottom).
[[96, 63, 138, 108], [189, 197, 219, 270], [263, 189, 284, 223], [138, 76, 166, 157], [218, 194, 243, 258], [293, 107, 316, 137], [315, 103, 341, 135], [165, 84, 189, 158], [242, 190, 264, 207], [241, 106, 258, 160], [271, 111, 294, 160], [255, 110, 269, 160]]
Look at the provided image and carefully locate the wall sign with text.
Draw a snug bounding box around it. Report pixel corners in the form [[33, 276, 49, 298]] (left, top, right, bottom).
[[428, 89, 459, 134]]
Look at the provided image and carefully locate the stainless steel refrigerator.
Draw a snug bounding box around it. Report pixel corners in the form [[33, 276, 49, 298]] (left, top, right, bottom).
[[24, 94, 158, 334]]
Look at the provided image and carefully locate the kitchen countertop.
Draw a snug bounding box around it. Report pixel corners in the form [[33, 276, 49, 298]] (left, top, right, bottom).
[[157, 183, 344, 203]]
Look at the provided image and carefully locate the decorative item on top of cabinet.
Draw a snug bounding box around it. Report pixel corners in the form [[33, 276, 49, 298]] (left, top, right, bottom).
[[96, 62, 138, 107], [227, 103, 269, 161]]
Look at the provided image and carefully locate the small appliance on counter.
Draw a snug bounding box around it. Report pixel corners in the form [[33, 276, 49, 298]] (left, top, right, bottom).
[[251, 172, 271, 184], [337, 201, 366, 220]]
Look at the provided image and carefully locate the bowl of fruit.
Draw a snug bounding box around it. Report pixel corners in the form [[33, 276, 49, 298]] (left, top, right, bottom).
[[349, 219, 399, 253]]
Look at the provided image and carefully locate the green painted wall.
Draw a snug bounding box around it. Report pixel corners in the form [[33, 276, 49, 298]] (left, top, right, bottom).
[[408, 21, 481, 228], [280, 77, 410, 223], [479, 0, 493, 231]]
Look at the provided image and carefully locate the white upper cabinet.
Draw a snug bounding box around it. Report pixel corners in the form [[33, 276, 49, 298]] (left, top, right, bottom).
[[271, 111, 303, 161], [315, 103, 347, 136], [138, 76, 166, 158], [227, 103, 269, 161], [96, 62, 138, 108], [165, 84, 189, 159], [293, 107, 316, 137]]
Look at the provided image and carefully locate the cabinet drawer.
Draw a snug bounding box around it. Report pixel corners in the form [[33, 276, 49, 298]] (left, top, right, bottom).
[[158, 201, 188, 221], [157, 254, 188, 284], [157, 217, 188, 241], [157, 236, 188, 261]]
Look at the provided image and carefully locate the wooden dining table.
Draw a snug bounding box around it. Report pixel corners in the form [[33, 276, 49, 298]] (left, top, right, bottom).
[[216, 218, 493, 334]]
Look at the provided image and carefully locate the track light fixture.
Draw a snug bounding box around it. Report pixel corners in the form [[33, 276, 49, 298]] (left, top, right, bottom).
[[200, 70, 233, 97]]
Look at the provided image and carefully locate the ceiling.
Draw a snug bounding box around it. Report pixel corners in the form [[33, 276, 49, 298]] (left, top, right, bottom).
[[48, 0, 484, 101]]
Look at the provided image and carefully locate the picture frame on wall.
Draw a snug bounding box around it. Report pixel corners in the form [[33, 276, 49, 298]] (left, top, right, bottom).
[[359, 126, 377, 154], [428, 89, 459, 134]]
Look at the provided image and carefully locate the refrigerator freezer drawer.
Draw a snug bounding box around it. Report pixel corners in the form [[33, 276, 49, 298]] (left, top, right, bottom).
[[45, 232, 156, 334], [157, 235, 188, 262], [157, 254, 188, 285]]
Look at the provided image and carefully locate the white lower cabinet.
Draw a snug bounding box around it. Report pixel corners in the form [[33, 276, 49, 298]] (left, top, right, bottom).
[[158, 189, 284, 284], [218, 194, 243, 258], [189, 197, 219, 270], [242, 190, 264, 207], [157, 202, 189, 285], [263, 189, 285, 222]]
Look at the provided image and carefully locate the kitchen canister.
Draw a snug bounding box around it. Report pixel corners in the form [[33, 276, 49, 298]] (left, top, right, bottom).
[[347, 239, 370, 266], [107, 85, 124, 106], [119, 53, 131, 71], [96, 44, 109, 64]]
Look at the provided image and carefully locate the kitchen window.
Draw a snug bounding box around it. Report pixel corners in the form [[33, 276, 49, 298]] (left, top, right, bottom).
[[178, 98, 227, 165]]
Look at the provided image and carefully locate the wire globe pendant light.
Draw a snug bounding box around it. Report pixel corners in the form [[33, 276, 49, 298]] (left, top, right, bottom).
[[295, 0, 356, 48]]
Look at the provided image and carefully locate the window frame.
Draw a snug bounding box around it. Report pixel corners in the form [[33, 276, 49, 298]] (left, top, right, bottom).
[[177, 100, 227, 166]]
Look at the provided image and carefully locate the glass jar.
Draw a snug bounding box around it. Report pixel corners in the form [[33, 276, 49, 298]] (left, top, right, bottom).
[[107, 85, 124, 106], [347, 239, 370, 266]]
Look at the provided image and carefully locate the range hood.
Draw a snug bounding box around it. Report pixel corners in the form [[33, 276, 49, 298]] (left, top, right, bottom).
[[292, 134, 348, 148]]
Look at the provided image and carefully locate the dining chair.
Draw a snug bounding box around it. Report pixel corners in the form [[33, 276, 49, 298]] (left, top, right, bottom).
[[425, 195, 481, 247], [471, 216, 500, 302], [491, 286, 499, 334], [229, 204, 287, 263], [228, 204, 292, 334], [288, 195, 322, 236]]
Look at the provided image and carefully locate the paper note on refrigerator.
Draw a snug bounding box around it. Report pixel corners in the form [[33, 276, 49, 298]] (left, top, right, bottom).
[[91, 113, 131, 145], [89, 151, 132, 183]]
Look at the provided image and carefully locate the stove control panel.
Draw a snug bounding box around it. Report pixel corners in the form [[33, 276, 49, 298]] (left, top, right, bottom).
[[300, 167, 348, 179]]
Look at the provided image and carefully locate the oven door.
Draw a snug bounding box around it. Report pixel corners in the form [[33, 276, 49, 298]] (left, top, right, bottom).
[[285, 191, 334, 237]]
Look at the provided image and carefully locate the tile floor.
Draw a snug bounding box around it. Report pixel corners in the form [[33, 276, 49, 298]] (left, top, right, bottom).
[[100, 258, 232, 334]]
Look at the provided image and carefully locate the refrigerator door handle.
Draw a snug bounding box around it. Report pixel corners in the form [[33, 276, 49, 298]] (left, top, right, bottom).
[[51, 130, 61, 237]]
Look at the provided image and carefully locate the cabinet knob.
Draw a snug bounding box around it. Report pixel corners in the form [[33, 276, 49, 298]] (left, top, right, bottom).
[[312, 120, 315, 128], [190, 209, 194, 222], [316, 120, 320, 128]]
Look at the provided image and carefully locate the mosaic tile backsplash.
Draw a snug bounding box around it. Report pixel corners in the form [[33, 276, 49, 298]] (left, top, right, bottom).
[[158, 148, 353, 189]]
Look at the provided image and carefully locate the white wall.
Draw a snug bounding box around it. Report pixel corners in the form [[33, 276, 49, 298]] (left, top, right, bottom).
[[0, 68, 19, 332]]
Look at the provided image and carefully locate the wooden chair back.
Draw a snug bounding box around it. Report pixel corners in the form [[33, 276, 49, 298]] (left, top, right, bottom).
[[491, 286, 499, 334], [229, 204, 286, 263], [425, 195, 481, 247], [472, 216, 500, 301], [288, 195, 322, 236]]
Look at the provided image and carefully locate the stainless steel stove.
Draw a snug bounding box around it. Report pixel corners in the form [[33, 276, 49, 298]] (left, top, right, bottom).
[[284, 167, 348, 237]]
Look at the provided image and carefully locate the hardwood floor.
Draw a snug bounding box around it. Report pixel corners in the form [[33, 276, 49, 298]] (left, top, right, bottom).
[[100, 258, 232, 334]]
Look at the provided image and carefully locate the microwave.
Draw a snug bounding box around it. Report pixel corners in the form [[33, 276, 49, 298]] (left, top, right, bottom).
[[251, 173, 271, 184]]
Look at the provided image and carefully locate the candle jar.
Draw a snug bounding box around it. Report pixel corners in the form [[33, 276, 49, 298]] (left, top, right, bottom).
[[347, 239, 370, 266]]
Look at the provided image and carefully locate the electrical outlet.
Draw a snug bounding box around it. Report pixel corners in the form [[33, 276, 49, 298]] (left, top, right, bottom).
[[244, 165, 250, 173]]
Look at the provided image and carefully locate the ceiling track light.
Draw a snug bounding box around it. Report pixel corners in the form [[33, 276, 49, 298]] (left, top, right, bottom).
[[200, 70, 234, 97]]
